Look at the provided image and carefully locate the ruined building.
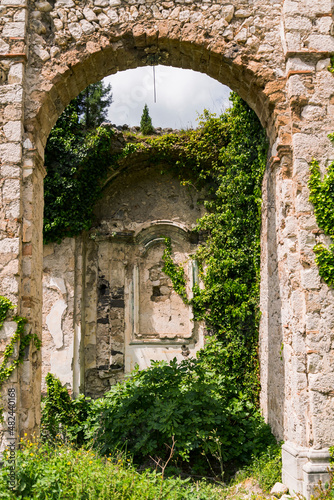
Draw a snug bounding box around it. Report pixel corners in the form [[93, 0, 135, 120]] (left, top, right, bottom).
[[1, 0, 334, 496]]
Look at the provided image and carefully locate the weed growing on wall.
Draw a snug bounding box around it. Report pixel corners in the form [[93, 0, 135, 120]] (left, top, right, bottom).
[[0, 296, 41, 420], [308, 151, 334, 288], [162, 237, 189, 304]]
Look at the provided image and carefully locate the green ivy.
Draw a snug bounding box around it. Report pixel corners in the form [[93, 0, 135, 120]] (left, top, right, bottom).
[[44, 115, 116, 244], [0, 296, 41, 421], [308, 157, 334, 287], [0, 296, 14, 329], [143, 95, 267, 401], [162, 237, 189, 304], [328, 55, 334, 74]]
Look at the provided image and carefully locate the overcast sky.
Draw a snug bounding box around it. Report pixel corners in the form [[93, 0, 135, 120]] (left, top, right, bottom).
[[104, 65, 231, 130]]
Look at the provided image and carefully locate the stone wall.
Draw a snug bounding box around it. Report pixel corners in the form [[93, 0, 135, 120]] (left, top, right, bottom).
[[42, 154, 205, 398]]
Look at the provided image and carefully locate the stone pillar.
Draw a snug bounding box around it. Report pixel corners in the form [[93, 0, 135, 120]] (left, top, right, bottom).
[[280, 0, 334, 496], [0, 0, 43, 449]]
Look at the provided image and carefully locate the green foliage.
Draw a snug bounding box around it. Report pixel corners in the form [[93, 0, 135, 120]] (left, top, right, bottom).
[[0, 440, 228, 500], [0, 296, 13, 329], [42, 95, 272, 477], [308, 157, 334, 287], [41, 373, 92, 446], [86, 350, 275, 472], [162, 238, 188, 303], [44, 93, 267, 401], [233, 443, 282, 493], [44, 81, 116, 244], [76, 81, 112, 130], [145, 94, 268, 401], [0, 296, 41, 421], [44, 122, 116, 244], [140, 104, 154, 135], [328, 56, 334, 74]]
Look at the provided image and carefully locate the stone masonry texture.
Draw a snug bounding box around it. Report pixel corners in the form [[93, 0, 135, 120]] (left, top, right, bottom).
[[0, 0, 334, 496]]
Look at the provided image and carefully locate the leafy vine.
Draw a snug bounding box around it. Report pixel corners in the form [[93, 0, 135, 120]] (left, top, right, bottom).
[[146, 95, 267, 402], [307, 59, 334, 288], [308, 142, 334, 288], [0, 296, 41, 420], [161, 237, 189, 304]]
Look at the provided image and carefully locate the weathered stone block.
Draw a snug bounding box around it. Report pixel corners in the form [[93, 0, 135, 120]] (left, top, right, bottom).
[[2, 22, 26, 38]]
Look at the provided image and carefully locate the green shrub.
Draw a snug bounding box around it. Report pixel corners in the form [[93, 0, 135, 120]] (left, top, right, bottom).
[[86, 350, 276, 473], [41, 373, 93, 446]]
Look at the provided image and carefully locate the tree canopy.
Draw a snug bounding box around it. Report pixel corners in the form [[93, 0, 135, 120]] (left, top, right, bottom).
[[76, 81, 112, 130]]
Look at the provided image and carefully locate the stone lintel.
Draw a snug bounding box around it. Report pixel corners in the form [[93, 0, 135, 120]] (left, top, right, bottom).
[[286, 50, 331, 59]]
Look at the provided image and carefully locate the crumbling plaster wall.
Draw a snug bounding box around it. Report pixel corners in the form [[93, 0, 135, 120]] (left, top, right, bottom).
[[42, 156, 206, 398]]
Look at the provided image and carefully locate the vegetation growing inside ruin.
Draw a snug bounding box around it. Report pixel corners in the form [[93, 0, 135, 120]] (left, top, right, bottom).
[[308, 137, 334, 288], [44, 81, 115, 244], [40, 351, 274, 472], [161, 237, 189, 304], [0, 296, 41, 421], [0, 433, 283, 499], [44, 91, 267, 400], [145, 96, 268, 401], [0, 438, 228, 500], [37, 89, 275, 494]]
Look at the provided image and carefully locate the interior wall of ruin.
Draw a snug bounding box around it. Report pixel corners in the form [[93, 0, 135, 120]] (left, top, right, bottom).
[[42, 157, 206, 397]]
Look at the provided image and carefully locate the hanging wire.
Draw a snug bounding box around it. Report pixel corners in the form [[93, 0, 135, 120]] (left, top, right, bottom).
[[153, 65, 157, 103]]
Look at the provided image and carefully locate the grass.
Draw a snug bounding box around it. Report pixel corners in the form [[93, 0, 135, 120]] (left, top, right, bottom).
[[0, 438, 283, 500], [0, 438, 226, 500]]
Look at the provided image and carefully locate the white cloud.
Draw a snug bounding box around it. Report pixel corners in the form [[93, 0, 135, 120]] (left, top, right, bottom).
[[104, 65, 231, 129]]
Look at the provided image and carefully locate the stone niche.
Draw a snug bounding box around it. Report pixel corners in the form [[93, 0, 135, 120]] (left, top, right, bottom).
[[42, 157, 206, 398]]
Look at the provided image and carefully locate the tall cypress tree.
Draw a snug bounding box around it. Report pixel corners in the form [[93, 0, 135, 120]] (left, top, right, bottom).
[[140, 104, 154, 135]]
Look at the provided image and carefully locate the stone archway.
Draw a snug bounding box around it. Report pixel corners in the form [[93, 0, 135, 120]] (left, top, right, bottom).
[[1, 0, 334, 496]]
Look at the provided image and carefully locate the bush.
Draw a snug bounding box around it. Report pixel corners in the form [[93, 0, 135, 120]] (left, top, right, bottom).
[[41, 373, 93, 446], [86, 349, 276, 474]]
